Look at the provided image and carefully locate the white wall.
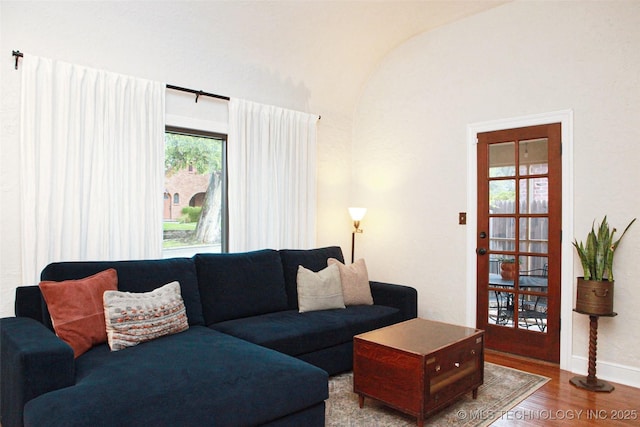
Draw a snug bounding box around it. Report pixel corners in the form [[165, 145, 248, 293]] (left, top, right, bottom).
[[351, 0, 640, 386]]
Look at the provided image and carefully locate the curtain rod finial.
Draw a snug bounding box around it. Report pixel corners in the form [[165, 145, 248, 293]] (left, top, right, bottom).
[[12, 50, 23, 70]]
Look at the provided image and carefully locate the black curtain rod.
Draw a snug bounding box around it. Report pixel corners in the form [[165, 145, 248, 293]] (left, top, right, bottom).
[[12, 51, 229, 102], [12, 50, 320, 118], [166, 84, 230, 103]]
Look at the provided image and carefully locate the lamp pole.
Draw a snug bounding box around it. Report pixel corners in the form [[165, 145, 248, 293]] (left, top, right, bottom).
[[351, 230, 356, 264], [351, 220, 361, 263]]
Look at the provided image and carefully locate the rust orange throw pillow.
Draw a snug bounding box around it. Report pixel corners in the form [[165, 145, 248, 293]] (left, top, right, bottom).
[[39, 268, 118, 358]]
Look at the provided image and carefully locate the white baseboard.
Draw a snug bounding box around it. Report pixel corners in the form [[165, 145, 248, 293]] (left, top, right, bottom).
[[571, 356, 640, 389]]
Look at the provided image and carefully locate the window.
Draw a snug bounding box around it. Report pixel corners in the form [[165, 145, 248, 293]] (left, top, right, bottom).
[[163, 126, 227, 256]]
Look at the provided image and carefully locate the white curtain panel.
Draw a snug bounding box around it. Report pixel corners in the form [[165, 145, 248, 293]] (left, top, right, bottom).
[[20, 54, 165, 285], [228, 98, 318, 252]]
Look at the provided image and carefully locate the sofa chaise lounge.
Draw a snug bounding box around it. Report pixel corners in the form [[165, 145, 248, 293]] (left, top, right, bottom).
[[1, 246, 417, 427]]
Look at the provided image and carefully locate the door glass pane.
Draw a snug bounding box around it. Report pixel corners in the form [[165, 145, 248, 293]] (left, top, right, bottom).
[[489, 254, 503, 274], [490, 180, 515, 213], [519, 217, 548, 253], [519, 256, 548, 295], [519, 296, 547, 333], [489, 217, 515, 251], [519, 138, 548, 175], [488, 291, 515, 328], [489, 142, 515, 177], [496, 257, 517, 285], [488, 292, 501, 326], [519, 177, 548, 214]]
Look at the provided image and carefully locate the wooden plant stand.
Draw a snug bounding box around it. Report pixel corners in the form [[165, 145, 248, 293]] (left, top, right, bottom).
[[569, 310, 616, 392]]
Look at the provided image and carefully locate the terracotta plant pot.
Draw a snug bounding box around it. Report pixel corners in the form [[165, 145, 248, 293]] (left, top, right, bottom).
[[500, 262, 518, 280], [575, 277, 614, 315]]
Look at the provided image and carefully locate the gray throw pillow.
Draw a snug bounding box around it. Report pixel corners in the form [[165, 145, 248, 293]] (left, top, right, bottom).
[[297, 264, 345, 313]]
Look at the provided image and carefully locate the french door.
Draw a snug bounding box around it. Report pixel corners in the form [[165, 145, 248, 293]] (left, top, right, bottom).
[[476, 123, 561, 363]]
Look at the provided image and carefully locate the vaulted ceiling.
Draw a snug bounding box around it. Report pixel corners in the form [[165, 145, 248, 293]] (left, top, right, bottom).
[[218, 0, 509, 111], [167, 0, 509, 112], [3, 1, 508, 115]]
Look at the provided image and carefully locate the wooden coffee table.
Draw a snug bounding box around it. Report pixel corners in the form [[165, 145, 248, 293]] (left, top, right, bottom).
[[353, 318, 484, 426]]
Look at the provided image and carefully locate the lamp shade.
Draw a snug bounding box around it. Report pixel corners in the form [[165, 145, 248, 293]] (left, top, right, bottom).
[[348, 207, 367, 221]]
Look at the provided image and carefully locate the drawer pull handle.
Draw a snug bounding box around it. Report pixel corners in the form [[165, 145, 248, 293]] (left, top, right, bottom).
[[471, 349, 476, 355], [454, 362, 460, 368], [435, 364, 441, 372]]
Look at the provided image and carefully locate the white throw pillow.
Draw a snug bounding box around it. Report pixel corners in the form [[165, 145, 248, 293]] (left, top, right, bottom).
[[297, 264, 346, 313]]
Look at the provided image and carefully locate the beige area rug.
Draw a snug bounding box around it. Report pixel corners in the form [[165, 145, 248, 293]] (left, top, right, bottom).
[[326, 362, 549, 427]]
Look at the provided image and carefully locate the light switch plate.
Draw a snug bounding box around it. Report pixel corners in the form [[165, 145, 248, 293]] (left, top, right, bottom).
[[459, 212, 467, 225]]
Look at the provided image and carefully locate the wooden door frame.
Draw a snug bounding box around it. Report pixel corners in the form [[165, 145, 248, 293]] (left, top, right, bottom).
[[465, 110, 574, 370]]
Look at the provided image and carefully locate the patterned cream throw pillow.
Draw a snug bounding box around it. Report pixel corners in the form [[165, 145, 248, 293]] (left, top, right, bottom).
[[103, 281, 189, 351]]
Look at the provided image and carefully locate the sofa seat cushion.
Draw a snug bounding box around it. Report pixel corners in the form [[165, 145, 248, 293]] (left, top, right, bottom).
[[211, 305, 400, 357], [23, 326, 327, 427]]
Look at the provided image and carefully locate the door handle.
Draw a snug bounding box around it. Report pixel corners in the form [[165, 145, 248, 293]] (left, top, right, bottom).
[[476, 248, 487, 255]]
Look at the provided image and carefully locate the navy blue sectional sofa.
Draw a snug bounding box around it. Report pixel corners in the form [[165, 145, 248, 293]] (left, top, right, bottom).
[[1, 246, 417, 427]]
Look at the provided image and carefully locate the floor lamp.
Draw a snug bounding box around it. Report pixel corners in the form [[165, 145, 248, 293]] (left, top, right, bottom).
[[348, 207, 367, 263]]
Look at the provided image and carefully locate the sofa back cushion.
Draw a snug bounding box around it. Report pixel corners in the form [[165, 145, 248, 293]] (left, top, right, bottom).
[[195, 250, 289, 325], [40, 258, 204, 327], [279, 246, 345, 310]]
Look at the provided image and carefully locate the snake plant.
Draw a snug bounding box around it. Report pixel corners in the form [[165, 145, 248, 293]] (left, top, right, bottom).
[[573, 216, 636, 281]]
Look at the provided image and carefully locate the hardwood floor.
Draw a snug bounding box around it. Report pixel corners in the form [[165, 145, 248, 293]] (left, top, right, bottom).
[[485, 350, 640, 426]]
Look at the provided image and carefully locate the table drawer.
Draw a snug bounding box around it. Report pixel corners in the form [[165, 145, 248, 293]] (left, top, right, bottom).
[[429, 368, 482, 411], [426, 337, 482, 377], [429, 356, 479, 391], [425, 336, 483, 413]]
